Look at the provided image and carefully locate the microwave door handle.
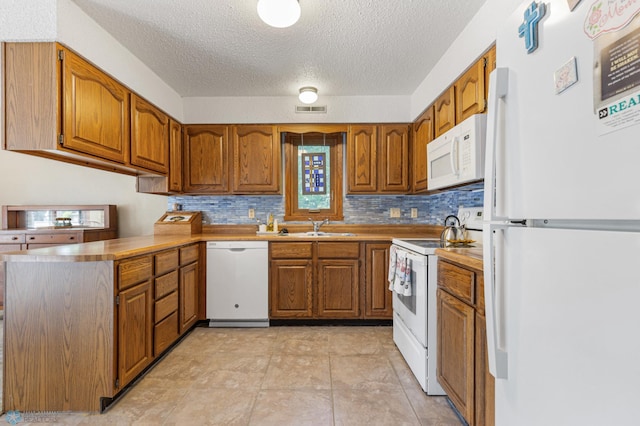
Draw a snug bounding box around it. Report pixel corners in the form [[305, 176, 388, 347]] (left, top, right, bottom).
[[450, 136, 459, 176]]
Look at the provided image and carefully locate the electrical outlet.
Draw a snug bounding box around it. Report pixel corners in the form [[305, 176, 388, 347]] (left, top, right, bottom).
[[248, 208, 255, 219], [411, 208, 418, 218], [390, 208, 401, 218]]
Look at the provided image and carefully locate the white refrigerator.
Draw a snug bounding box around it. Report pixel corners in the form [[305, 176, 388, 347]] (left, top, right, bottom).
[[483, 0, 640, 425]]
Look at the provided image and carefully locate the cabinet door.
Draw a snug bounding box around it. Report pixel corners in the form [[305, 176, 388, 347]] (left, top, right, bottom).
[[437, 288, 475, 424], [434, 87, 456, 138], [316, 259, 360, 318], [168, 120, 183, 192], [379, 124, 410, 192], [412, 107, 435, 193], [130, 94, 169, 174], [484, 45, 497, 102], [270, 259, 314, 318], [118, 280, 153, 388], [183, 125, 229, 193], [364, 243, 392, 318], [347, 125, 377, 193], [179, 261, 199, 334], [455, 59, 487, 123], [231, 125, 280, 193], [475, 313, 495, 426], [62, 48, 129, 163]]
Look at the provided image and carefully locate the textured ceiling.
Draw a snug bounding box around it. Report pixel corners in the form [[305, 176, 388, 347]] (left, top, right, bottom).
[[71, 0, 487, 98]]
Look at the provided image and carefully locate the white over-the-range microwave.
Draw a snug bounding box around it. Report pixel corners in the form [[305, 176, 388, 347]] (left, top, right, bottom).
[[427, 113, 486, 190]]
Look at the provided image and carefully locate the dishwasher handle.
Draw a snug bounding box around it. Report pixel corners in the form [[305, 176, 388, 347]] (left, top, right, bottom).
[[207, 241, 268, 250]]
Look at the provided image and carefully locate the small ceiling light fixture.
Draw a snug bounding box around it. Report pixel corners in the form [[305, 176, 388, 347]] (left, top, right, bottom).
[[298, 86, 318, 104], [257, 0, 301, 28]]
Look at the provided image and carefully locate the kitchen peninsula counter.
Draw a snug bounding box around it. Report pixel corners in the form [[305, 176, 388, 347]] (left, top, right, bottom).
[[0, 224, 443, 262]]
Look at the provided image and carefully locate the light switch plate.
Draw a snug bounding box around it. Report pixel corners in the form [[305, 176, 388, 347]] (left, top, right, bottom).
[[248, 208, 255, 219], [390, 208, 401, 218], [411, 208, 418, 218]]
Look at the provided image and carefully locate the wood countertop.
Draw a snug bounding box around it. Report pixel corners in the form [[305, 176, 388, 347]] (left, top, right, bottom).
[[0, 224, 443, 262], [436, 247, 483, 270]]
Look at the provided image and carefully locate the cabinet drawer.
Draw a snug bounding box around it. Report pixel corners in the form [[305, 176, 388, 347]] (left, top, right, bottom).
[[0, 234, 25, 244], [155, 249, 179, 275], [317, 242, 360, 259], [154, 311, 179, 355], [438, 260, 474, 305], [155, 291, 178, 323], [180, 244, 199, 265], [270, 242, 313, 259], [0, 243, 22, 252], [155, 270, 178, 299], [118, 256, 153, 290], [25, 233, 79, 244]]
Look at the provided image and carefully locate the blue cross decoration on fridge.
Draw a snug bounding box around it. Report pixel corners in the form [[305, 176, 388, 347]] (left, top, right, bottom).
[[518, 1, 546, 54]]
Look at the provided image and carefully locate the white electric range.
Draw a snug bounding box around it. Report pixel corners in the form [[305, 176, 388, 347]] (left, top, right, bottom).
[[391, 207, 483, 395]]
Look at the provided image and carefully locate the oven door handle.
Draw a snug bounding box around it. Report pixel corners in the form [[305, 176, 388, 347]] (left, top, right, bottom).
[[401, 250, 428, 266]]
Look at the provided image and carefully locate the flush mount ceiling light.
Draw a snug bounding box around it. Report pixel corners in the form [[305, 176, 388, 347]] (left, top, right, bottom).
[[298, 86, 318, 104], [257, 0, 301, 28]]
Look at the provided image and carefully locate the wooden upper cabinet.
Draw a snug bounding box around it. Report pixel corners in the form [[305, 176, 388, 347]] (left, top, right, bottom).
[[347, 125, 378, 193], [412, 106, 434, 193], [231, 125, 280, 194], [347, 124, 410, 194], [455, 58, 487, 123], [379, 124, 410, 192], [434, 87, 456, 138], [484, 45, 497, 101], [168, 120, 183, 193], [130, 94, 169, 174], [4, 43, 130, 166], [183, 125, 229, 193], [62, 47, 130, 163]]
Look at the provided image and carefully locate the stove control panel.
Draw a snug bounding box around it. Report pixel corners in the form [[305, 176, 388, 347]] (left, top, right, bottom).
[[457, 207, 483, 231]]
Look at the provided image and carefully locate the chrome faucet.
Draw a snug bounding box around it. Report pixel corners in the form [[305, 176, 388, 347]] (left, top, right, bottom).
[[309, 218, 330, 233]]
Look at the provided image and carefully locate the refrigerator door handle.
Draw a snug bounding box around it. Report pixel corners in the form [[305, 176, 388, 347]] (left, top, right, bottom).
[[483, 67, 509, 222], [483, 222, 509, 379]]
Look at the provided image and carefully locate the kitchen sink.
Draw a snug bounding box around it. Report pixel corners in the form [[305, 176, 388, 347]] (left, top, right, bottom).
[[283, 231, 356, 237]]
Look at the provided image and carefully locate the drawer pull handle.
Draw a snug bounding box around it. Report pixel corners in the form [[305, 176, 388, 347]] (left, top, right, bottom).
[[29, 236, 35, 240], [69, 237, 75, 240], [11, 237, 18, 240]]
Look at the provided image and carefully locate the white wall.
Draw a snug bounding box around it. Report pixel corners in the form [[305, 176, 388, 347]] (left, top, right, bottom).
[[183, 95, 410, 124], [0, 0, 178, 237], [56, 0, 183, 120], [410, 0, 523, 120]]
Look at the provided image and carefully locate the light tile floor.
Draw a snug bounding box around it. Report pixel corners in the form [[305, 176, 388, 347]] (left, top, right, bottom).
[[0, 325, 462, 425]]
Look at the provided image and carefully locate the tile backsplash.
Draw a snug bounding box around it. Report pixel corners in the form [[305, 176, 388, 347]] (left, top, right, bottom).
[[169, 183, 483, 226]]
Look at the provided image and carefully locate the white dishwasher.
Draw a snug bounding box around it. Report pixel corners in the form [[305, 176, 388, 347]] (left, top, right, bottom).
[[206, 241, 269, 327]]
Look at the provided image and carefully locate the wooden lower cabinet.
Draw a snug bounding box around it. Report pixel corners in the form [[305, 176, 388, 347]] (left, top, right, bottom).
[[269, 241, 363, 319], [437, 288, 475, 422], [437, 258, 494, 426], [179, 260, 199, 332], [475, 312, 496, 426], [270, 259, 314, 317], [118, 280, 154, 387], [364, 242, 392, 318], [317, 258, 360, 318], [3, 242, 201, 412]]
